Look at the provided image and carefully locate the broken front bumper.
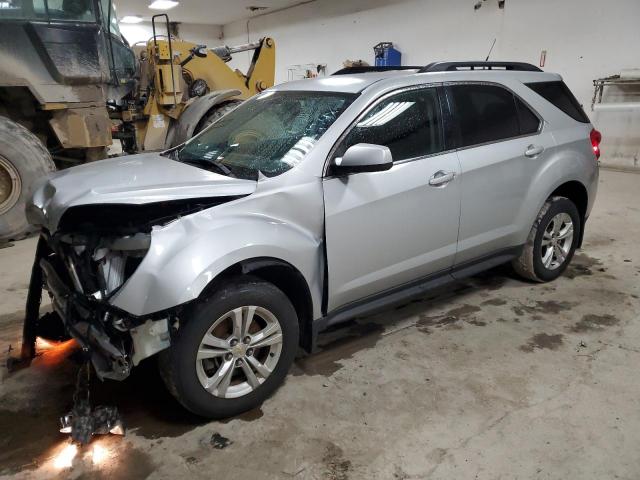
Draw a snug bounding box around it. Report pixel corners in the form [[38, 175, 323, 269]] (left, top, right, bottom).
[[40, 256, 133, 380], [21, 236, 172, 381]]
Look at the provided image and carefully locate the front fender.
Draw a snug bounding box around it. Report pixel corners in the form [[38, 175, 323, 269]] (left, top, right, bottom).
[[109, 208, 322, 317]]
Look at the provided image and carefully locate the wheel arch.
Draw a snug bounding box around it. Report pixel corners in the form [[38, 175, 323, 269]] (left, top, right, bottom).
[[198, 257, 315, 353], [548, 180, 589, 247], [0, 87, 54, 146]]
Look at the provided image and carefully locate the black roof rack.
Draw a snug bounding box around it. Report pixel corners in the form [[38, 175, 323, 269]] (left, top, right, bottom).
[[419, 61, 542, 73], [331, 62, 542, 77], [332, 65, 422, 75]]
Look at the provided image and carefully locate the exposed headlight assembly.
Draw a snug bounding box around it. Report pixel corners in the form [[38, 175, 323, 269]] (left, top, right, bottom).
[[92, 233, 151, 297]]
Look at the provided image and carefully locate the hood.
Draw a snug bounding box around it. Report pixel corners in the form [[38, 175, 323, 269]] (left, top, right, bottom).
[[27, 153, 257, 232]]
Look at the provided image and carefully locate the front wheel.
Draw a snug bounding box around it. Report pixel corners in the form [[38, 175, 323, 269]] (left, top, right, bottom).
[[159, 276, 299, 418], [512, 196, 581, 282]]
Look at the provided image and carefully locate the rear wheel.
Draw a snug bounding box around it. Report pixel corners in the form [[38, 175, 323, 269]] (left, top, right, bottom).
[[0, 116, 55, 241], [159, 276, 298, 418], [512, 196, 581, 282]]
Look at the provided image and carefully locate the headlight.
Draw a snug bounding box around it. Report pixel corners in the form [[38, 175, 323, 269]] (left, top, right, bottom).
[[92, 233, 151, 296]]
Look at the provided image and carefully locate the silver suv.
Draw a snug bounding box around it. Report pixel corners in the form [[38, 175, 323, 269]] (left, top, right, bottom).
[[24, 61, 599, 418]]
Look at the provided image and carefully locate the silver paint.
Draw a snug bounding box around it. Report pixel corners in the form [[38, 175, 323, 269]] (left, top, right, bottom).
[[27, 68, 599, 325]]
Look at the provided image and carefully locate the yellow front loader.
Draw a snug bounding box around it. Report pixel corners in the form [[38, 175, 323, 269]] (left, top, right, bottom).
[[113, 14, 275, 154], [0, 7, 274, 242]]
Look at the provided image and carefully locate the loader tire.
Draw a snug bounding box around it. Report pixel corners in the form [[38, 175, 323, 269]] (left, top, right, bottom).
[[194, 100, 243, 134], [0, 116, 55, 242]]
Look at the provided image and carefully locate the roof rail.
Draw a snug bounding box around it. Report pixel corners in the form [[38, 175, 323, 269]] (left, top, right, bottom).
[[332, 65, 422, 75], [419, 61, 542, 73]]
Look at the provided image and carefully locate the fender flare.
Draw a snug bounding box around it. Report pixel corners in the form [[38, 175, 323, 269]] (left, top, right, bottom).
[[165, 89, 241, 148]]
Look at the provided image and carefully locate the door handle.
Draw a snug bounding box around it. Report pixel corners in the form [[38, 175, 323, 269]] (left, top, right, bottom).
[[428, 170, 456, 186], [525, 144, 544, 157]]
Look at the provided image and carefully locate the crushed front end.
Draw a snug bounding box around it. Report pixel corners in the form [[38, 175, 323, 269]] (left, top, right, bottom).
[[17, 148, 254, 380], [23, 224, 173, 381], [20, 197, 229, 381]]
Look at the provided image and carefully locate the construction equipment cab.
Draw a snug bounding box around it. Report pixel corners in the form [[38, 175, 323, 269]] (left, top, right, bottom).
[[0, 0, 136, 240]]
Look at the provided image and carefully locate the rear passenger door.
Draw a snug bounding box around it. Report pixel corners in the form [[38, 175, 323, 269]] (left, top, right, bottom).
[[446, 83, 555, 265]]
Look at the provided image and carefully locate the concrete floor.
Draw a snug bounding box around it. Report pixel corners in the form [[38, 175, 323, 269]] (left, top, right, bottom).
[[1, 168, 639, 479]]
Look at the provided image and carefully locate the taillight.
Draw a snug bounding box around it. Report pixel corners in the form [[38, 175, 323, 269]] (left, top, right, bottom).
[[590, 128, 602, 160]]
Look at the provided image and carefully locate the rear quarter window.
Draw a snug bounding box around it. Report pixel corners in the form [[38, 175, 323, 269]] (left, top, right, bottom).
[[525, 81, 590, 123], [514, 97, 541, 135]]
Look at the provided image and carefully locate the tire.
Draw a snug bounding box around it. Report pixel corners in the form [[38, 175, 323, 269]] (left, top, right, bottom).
[[0, 116, 55, 241], [159, 275, 299, 418], [193, 100, 243, 135], [512, 196, 581, 282]]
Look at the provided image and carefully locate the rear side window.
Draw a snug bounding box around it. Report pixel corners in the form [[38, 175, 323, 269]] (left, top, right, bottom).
[[449, 84, 519, 147], [336, 87, 443, 162], [526, 81, 590, 123]]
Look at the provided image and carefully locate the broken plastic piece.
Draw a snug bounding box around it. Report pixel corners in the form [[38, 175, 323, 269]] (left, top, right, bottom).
[[59, 361, 126, 444], [59, 405, 126, 445]]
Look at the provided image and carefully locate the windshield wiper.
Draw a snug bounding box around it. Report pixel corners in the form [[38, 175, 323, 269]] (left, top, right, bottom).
[[179, 157, 236, 178], [161, 148, 179, 160]]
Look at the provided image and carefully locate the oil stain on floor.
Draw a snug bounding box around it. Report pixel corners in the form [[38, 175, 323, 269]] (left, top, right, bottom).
[[293, 321, 385, 377], [563, 253, 604, 279], [417, 304, 483, 333], [481, 298, 508, 306], [570, 314, 620, 333], [0, 406, 69, 475], [512, 300, 576, 317], [519, 333, 564, 352], [323, 443, 352, 480]]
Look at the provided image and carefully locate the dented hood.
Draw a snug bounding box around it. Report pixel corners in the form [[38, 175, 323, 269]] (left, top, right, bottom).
[[27, 152, 257, 232]]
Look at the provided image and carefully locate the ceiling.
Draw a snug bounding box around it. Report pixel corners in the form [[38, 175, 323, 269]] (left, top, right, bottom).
[[113, 0, 307, 26]]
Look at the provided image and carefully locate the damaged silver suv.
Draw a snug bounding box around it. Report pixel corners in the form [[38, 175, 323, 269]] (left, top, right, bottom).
[[23, 62, 599, 418]]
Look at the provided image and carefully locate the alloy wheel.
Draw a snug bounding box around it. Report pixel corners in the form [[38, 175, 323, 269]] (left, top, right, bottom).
[[540, 212, 573, 270], [195, 306, 283, 399]]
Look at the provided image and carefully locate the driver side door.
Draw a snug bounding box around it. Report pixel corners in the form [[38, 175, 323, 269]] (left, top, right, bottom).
[[323, 86, 462, 311]]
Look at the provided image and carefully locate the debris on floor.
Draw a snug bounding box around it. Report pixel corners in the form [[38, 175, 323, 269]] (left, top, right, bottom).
[[210, 433, 232, 450]]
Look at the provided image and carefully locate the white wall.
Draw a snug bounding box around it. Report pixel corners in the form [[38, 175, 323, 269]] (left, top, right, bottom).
[[121, 22, 222, 48], [223, 0, 640, 169]]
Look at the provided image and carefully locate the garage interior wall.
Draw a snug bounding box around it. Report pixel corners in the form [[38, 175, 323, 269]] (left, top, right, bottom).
[[223, 0, 640, 169]]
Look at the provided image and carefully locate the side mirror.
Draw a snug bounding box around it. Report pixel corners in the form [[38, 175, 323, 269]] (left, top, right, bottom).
[[333, 143, 393, 175]]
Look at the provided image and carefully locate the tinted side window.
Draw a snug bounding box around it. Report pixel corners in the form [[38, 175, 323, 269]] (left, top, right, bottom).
[[450, 84, 519, 147], [337, 88, 443, 162], [515, 97, 541, 135], [526, 81, 590, 123]]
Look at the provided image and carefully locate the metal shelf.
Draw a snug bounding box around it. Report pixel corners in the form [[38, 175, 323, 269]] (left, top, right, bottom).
[[592, 75, 640, 111]]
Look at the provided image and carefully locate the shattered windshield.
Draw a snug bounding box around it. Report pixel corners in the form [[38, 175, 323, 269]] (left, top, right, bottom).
[[175, 91, 356, 180]]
